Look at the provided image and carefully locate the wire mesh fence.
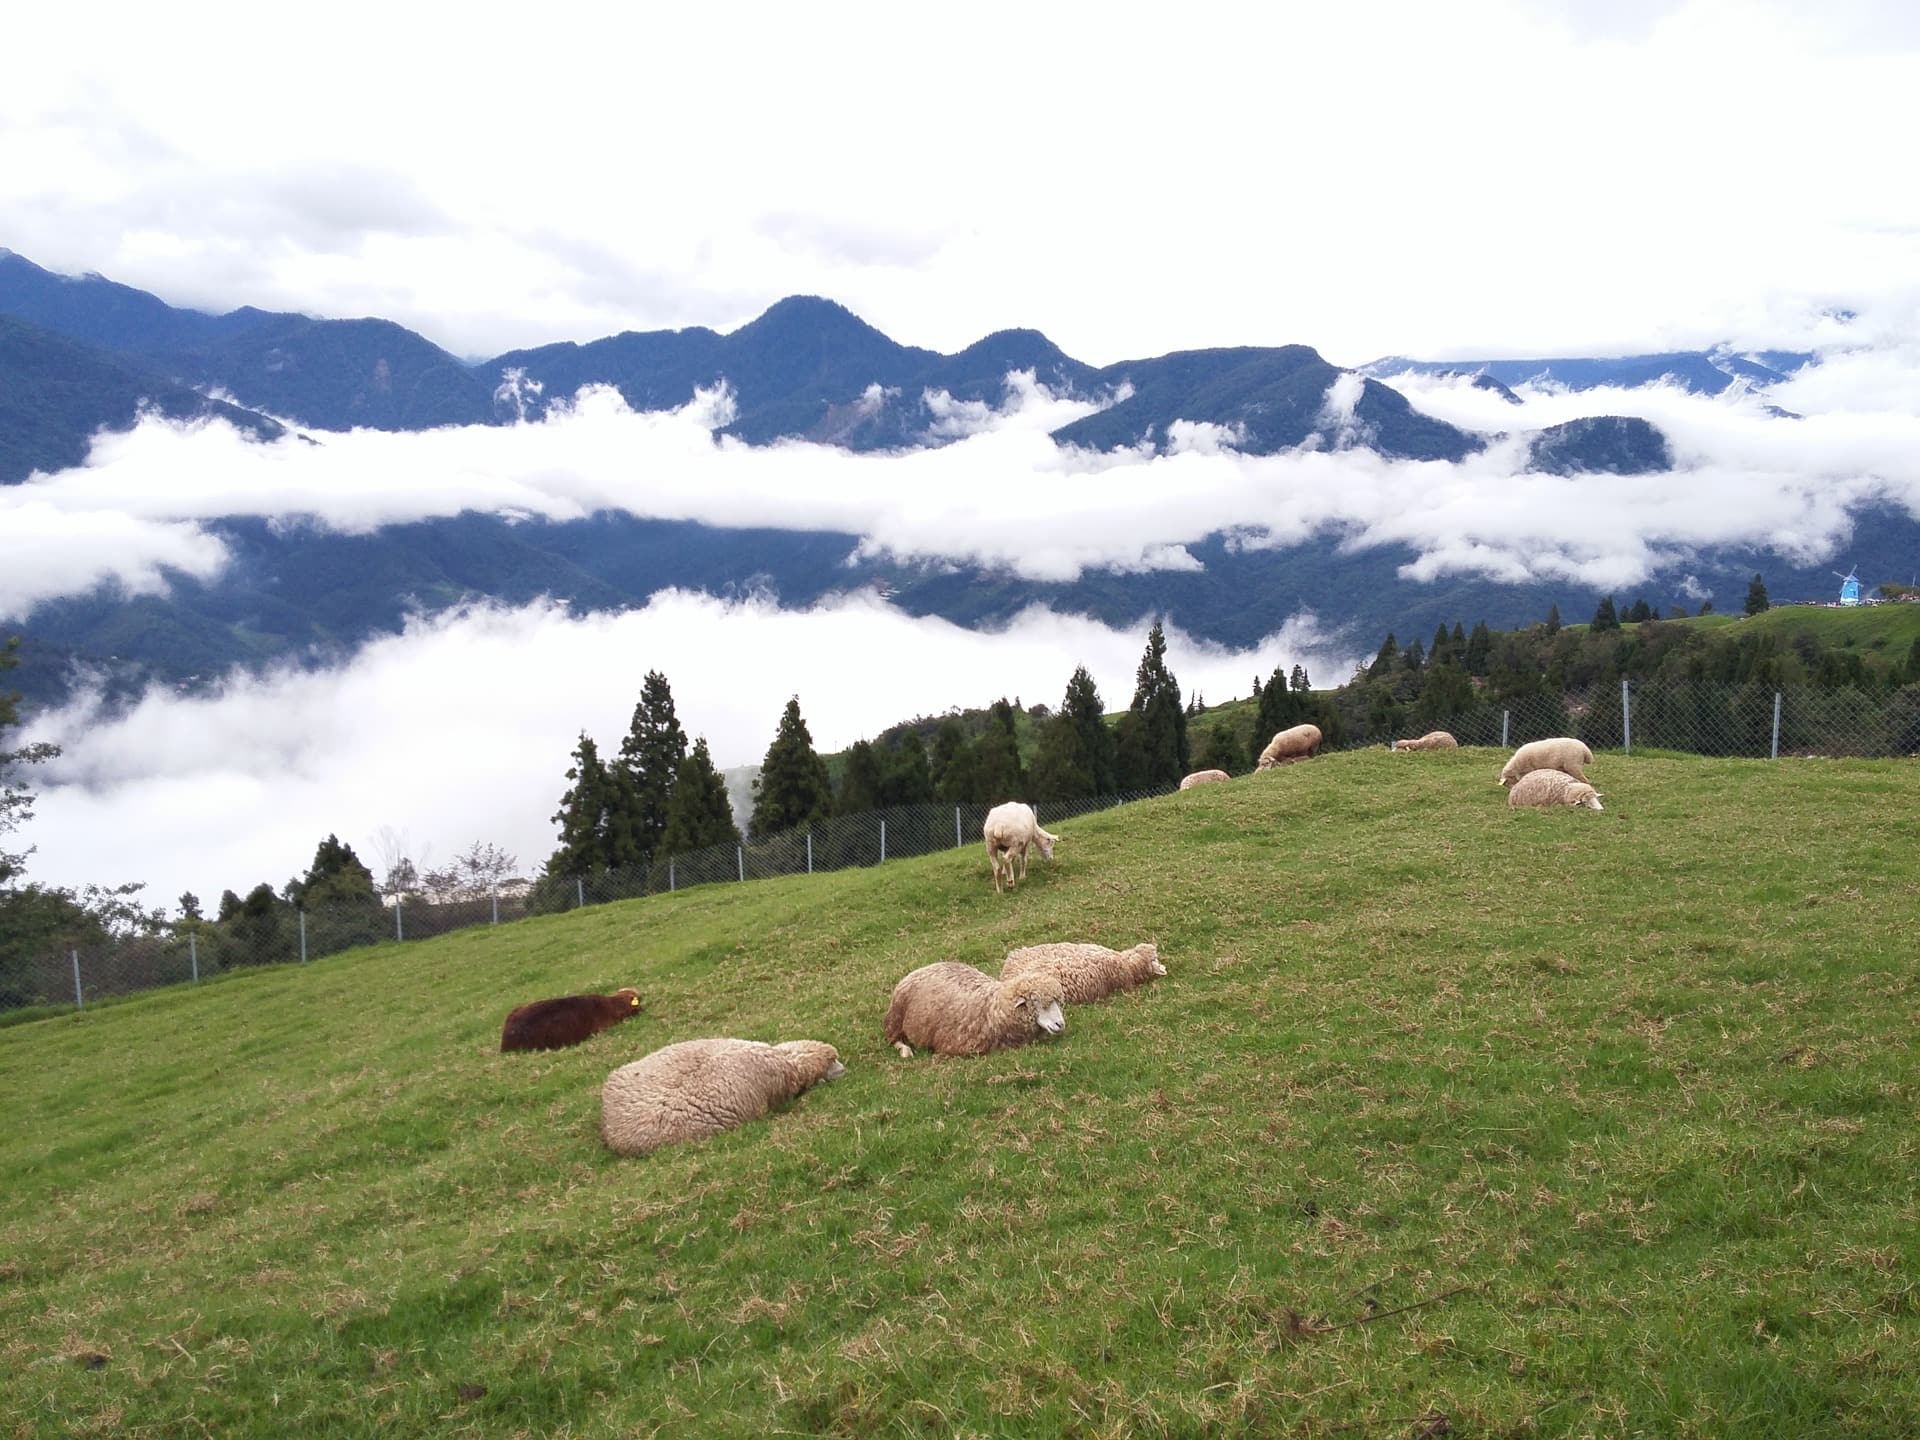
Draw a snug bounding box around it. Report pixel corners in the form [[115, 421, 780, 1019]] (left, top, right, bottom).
[[6, 678, 1917, 1016]]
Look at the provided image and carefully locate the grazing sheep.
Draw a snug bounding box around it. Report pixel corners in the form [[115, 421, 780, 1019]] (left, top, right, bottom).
[[1391, 730, 1459, 751], [1256, 723, 1323, 769], [1498, 736, 1593, 788], [982, 801, 1060, 895], [1180, 769, 1231, 789], [1507, 768, 1605, 811], [600, 1038, 846, 1156], [1001, 942, 1165, 1004], [884, 962, 1066, 1058], [501, 987, 643, 1053]]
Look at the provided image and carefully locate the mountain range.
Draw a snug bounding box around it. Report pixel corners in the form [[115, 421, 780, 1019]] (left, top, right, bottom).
[[3, 247, 1897, 714]]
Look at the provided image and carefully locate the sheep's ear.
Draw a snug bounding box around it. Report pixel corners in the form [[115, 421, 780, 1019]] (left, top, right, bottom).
[[1013, 994, 1030, 1009]]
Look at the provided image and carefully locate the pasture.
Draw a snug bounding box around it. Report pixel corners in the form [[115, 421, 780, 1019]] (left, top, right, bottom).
[[3, 748, 1918, 1437]]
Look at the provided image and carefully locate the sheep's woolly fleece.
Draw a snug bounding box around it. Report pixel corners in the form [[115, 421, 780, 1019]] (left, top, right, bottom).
[[1179, 769, 1231, 789], [600, 1038, 845, 1156], [500, 987, 643, 1053], [1000, 941, 1166, 1004], [1391, 731, 1459, 751], [884, 962, 1067, 1058], [1507, 768, 1605, 811], [1258, 723, 1323, 768], [1499, 736, 1593, 787]]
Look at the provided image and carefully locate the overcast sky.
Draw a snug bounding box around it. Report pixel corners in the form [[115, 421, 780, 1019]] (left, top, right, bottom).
[[5, 0, 1918, 365]]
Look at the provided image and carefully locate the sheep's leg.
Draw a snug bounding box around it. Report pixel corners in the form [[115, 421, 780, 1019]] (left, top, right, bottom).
[[893, 1041, 914, 1059]]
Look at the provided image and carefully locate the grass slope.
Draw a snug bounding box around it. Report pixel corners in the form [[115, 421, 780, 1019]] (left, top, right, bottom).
[[5, 751, 1919, 1437]]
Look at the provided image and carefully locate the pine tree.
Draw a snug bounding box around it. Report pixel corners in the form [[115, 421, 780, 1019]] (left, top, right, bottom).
[[1196, 722, 1247, 774], [1027, 713, 1093, 800], [1291, 664, 1311, 694], [548, 733, 616, 876], [1257, 666, 1301, 739], [1465, 621, 1493, 675], [613, 670, 687, 868], [1745, 573, 1770, 615], [972, 698, 1026, 801], [658, 737, 742, 856], [1591, 596, 1620, 632], [1431, 623, 1453, 665], [1700, 599, 1714, 615], [1111, 711, 1151, 790], [1403, 638, 1425, 672], [1627, 598, 1652, 624], [1130, 621, 1189, 786], [1060, 666, 1117, 796], [1545, 604, 1561, 636], [879, 732, 935, 806], [1367, 632, 1399, 679], [287, 834, 378, 909], [836, 739, 885, 816], [931, 718, 976, 803], [750, 698, 832, 838]]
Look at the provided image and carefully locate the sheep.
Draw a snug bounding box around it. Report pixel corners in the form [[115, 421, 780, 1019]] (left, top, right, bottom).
[[1498, 736, 1593, 788], [1179, 769, 1231, 789], [500, 987, 643, 1053], [600, 1038, 846, 1156], [1000, 941, 1165, 1004], [884, 962, 1066, 1058], [1391, 730, 1459, 751], [982, 801, 1060, 895], [1256, 723, 1323, 769], [1507, 767, 1605, 811]]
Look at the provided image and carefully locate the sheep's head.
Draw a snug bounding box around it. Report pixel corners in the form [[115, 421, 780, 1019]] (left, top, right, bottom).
[[1136, 943, 1167, 978], [1567, 785, 1605, 811], [613, 987, 642, 1011], [1008, 974, 1067, 1037], [1034, 829, 1059, 862], [775, 1040, 847, 1085]]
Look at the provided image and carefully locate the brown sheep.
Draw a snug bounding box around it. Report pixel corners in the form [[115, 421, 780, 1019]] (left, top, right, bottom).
[[1256, 723, 1323, 769], [600, 1039, 845, 1156], [1179, 769, 1230, 789], [1391, 730, 1459, 751], [884, 962, 1066, 1058], [500, 987, 643, 1052]]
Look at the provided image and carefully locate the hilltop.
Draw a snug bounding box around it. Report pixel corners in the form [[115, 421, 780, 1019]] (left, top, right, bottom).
[[5, 748, 1918, 1436]]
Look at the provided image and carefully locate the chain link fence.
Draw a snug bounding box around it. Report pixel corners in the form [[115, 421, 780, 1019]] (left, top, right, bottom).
[[7, 677, 1917, 1018]]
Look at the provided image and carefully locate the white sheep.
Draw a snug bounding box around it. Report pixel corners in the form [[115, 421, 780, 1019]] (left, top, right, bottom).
[[1498, 736, 1593, 788], [1507, 767, 1605, 811], [600, 1038, 846, 1156], [883, 962, 1066, 1058], [1391, 730, 1459, 751], [1179, 769, 1231, 789], [1256, 723, 1323, 768], [1000, 941, 1165, 1004], [982, 801, 1060, 894]]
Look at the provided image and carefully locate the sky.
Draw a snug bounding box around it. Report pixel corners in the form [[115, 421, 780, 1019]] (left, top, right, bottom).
[[8, 0, 1920, 911], [3, 0, 1918, 366]]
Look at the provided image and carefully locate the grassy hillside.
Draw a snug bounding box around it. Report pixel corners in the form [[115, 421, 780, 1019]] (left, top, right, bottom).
[[5, 750, 1919, 1437], [1669, 602, 1920, 655]]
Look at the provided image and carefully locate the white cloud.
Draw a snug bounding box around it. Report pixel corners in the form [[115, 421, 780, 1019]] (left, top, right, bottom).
[[19, 590, 1350, 905]]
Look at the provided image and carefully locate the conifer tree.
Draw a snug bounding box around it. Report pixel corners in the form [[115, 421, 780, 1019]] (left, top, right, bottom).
[[287, 834, 378, 909], [879, 731, 935, 806], [1465, 621, 1493, 674], [931, 718, 976, 803], [1591, 595, 1620, 632], [1291, 664, 1311, 694], [1545, 604, 1561, 636], [1745, 573, 1770, 615], [1431, 623, 1453, 665], [750, 698, 832, 838], [548, 733, 616, 876], [1257, 666, 1301, 739], [1111, 711, 1152, 790], [1130, 621, 1189, 786], [1368, 632, 1399, 679], [971, 698, 1027, 801], [1027, 713, 1093, 800], [1627, 597, 1653, 624], [1196, 722, 1247, 774], [1060, 666, 1117, 796], [1403, 638, 1425, 672], [613, 670, 687, 868], [835, 739, 885, 816], [659, 737, 741, 855]]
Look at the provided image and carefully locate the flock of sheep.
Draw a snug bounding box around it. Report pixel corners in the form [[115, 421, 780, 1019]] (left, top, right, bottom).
[[497, 727, 1606, 1155]]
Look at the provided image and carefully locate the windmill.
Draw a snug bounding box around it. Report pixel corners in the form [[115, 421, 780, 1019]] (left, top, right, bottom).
[[1834, 565, 1862, 606]]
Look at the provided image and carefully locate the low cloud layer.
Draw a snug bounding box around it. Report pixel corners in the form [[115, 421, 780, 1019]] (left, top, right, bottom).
[[19, 591, 1348, 907], [9, 347, 1920, 618]]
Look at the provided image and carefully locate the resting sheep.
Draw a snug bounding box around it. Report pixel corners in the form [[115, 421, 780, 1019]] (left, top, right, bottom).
[[982, 801, 1060, 895], [1256, 723, 1323, 769], [1499, 736, 1593, 788], [600, 1038, 845, 1156], [1391, 730, 1459, 751], [1179, 769, 1230, 789], [1507, 768, 1605, 811], [884, 962, 1066, 1058], [500, 987, 643, 1052], [1001, 941, 1165, 1004]]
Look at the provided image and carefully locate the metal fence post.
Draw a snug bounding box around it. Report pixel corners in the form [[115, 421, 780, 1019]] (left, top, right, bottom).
[[71, 949, 83, 1009], [1501, 709, 1510, 748], [577, 877, 585, 909], [299, 910, 308, 963], [395, 899, 404, 942], [880, 819, 887, 864], [1772, 690, 1783, 760], [737, 845, 745, 882], [807, 830, 813, 874], [955, 806, 962, 848], [1621, 678, 1631, 754], [189, 931, 198, 984], [491, 892, 499, 925], [669, 858, 675, 892]]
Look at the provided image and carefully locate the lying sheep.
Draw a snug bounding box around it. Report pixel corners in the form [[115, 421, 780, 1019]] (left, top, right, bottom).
[[1001, 941, 1165, 1003], [1391, 730, 1458, 751], [1498, 736, 1593, 788], [1179, 769, 1230, 789], [500, 987, 643, 1052], [982, 801, 1060, 895], [884, 962, 1066, 1058], [600, 1038, 845, 1156], [1256, 723, 1323, 769], [1507, 767, 1605, 811]]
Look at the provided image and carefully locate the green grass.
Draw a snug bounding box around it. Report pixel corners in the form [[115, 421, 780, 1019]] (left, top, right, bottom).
[[1612, 602, 1920, 656], [5, 750, 1920, 1437]]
